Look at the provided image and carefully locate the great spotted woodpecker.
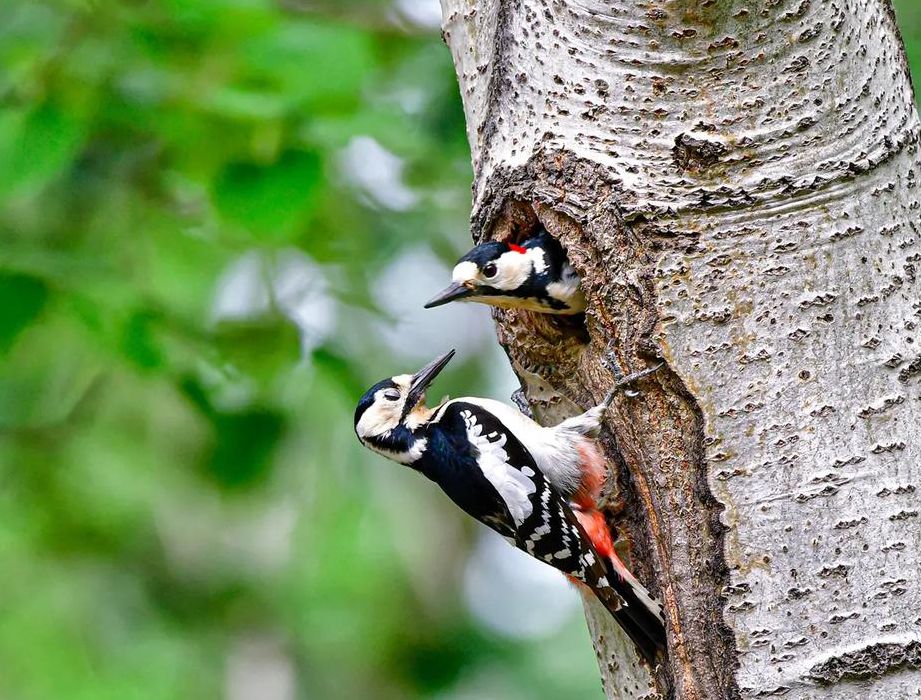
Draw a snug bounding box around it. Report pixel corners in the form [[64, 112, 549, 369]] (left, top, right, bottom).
[[354, 350, 666, 664], [425, 228, 586, 314]]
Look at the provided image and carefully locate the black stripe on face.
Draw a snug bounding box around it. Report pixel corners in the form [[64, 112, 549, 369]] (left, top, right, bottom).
[[362, 424, 415, 455]]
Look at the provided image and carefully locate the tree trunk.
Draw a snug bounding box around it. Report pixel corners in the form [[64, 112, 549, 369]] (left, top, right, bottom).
[[439, 0, 921, 698]]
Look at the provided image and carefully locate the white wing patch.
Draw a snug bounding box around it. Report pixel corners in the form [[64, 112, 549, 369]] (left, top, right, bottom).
[[443, 397, 584, 496], [460, 409, 536, 525], [546, 261, 585, 312], [527, 247, 547, 274]]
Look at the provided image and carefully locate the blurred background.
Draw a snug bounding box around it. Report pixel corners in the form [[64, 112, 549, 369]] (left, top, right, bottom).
[[1, 2, 920, 699]]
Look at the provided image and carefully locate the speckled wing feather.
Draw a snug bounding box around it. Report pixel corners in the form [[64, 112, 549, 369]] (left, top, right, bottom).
[[442, 402, 665, 664]]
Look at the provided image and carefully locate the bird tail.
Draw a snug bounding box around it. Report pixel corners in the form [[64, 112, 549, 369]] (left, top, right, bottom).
[[605, 547, 666, 664], [592, 567, 666, 666], [573, 507, 666, 665], [564, 434, 665, 664]]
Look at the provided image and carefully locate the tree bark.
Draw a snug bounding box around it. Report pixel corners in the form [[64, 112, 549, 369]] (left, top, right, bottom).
[[439, 1, 921, 698]]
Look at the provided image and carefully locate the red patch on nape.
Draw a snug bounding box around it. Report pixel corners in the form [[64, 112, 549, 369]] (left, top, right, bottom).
[[508, 243, 527, 254]]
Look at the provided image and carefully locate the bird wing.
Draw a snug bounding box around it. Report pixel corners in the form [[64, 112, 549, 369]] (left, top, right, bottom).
[[456, 406, 537, 526], [453, 404, 620, 582], [442, 402, 666, 663]]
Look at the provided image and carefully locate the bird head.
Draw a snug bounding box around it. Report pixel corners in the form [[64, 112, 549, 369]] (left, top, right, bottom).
[[354, 350, 455, 462], [424, 231, 585, 314]]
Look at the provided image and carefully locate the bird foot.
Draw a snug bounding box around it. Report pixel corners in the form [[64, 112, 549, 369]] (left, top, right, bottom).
[[600, 341, 664, 407], [602, 341, 639, 398], [510, 388, 533, 418]]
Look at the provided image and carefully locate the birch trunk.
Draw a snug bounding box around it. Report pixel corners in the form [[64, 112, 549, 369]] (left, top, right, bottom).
[[438, 1, 921, 698]]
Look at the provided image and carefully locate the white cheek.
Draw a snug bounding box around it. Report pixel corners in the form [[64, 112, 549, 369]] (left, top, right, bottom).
[[491, 252, 531, 290], [356, 393, 405, 438], [404, 410, 426, 431], [356, 407, 392, 438]]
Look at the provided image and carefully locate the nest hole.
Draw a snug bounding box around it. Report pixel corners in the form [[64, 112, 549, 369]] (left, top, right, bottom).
[[487, 202, 592, 367]]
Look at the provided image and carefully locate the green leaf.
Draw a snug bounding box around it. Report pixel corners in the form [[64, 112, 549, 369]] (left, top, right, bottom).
[[198, 87, 288, 121], [211, 150, 322, 238], [212, 314, 302, 382], [0, 271, 48, 353], [241, 21, 375, 111], [120, 309, 165, 371], [0, 104, 85, 199], [311, 346, 366, 398], [0, 314, 101, 429], [205, 408, 285, 489]]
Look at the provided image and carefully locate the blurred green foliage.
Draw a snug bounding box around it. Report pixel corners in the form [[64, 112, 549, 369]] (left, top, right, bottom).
[[0, 1, 599, 699], [2, 2, 921, 699]]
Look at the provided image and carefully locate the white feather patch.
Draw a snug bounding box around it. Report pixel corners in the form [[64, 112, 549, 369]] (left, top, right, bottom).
[[375, 437, 428, 465], [441, 398, 586, 498], [527, 247, 547, 273], [451, 260, 478, 283], [460, 409, 536, 525]]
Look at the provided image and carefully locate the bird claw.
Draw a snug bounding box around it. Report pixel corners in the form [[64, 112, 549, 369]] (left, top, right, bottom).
[[613, 363, 665, 393], [599, 341, 664, 406], [602, 342, 638, 398], [510, 388, 533, 418]]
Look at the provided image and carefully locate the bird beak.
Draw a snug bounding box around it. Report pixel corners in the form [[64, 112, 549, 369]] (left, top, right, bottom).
[[405, 349, 455, 411], [424, 282, 474, 309]]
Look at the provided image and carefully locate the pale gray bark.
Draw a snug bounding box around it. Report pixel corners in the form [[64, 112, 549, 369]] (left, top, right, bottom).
[[439, 1, 921, 699]]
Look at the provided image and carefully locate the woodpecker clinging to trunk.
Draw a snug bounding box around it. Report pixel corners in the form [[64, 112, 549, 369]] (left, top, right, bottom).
[[424, 228, 586, 314], [353, 350, 666, 664]]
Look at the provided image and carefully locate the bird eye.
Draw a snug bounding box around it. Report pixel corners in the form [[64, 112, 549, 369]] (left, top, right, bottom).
[[383, 390, 401, 402], [483, 262, 498, 278]]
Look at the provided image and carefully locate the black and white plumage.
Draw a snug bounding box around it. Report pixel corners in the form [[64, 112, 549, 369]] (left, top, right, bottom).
[[354, 350, 666, 664], [424, 228, 586, 314]]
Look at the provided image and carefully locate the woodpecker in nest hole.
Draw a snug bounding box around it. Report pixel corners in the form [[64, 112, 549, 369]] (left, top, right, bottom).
[[354, 350, 666, 664], [425, 228, 586, 314]]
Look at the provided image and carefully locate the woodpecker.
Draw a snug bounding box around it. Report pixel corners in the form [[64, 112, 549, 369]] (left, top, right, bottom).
[[425, 228, 586, 314], [354, 350, 666, 664]]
